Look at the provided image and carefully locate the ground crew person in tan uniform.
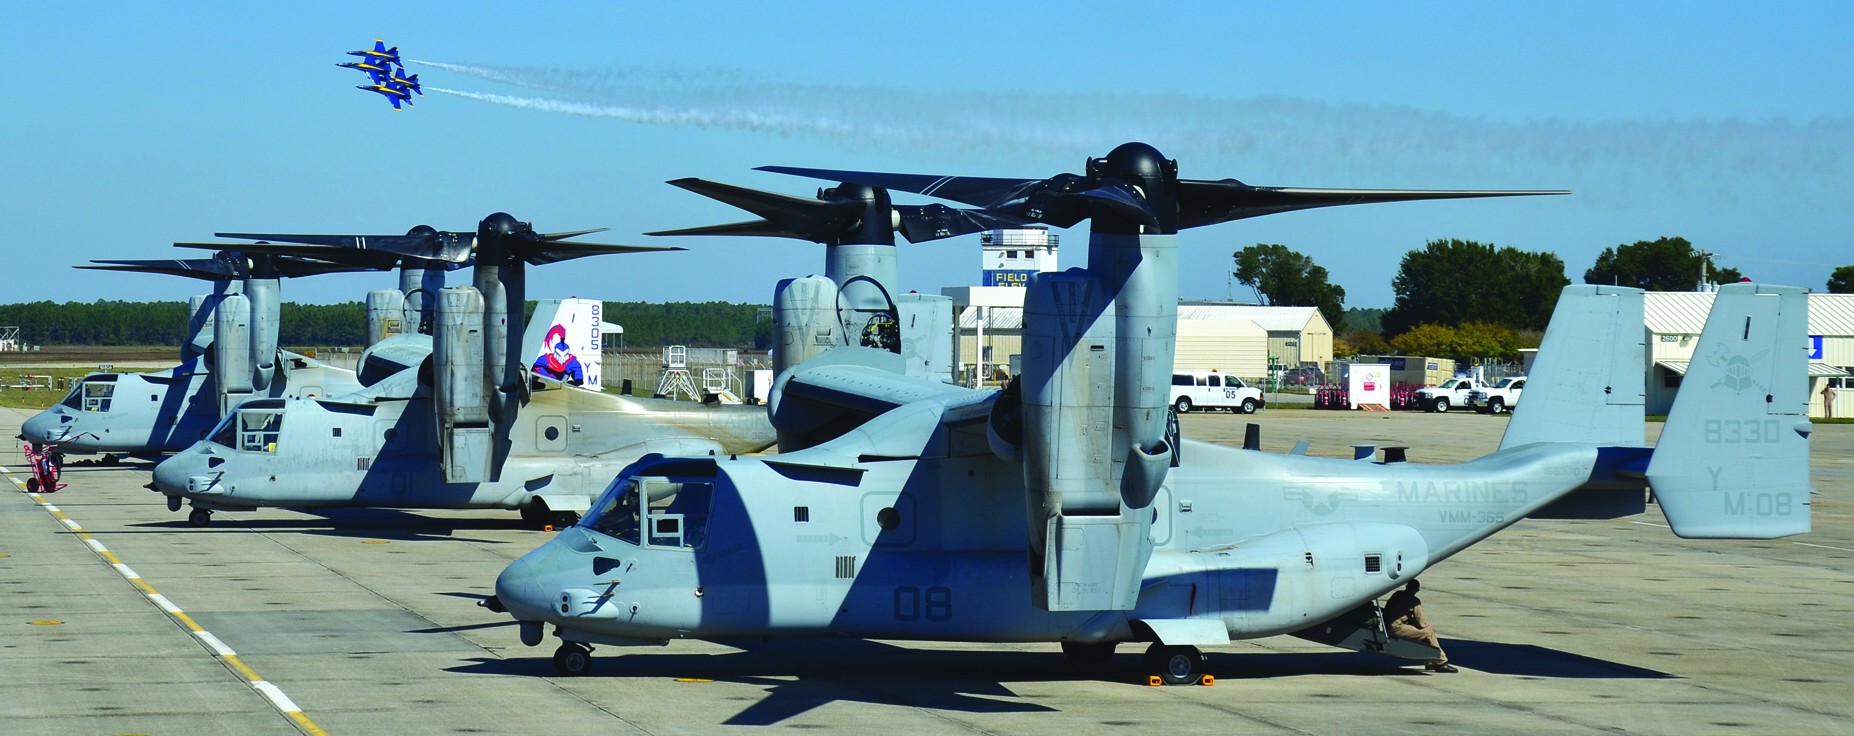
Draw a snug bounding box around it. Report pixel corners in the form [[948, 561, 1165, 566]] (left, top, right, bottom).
[[1384, 579, 1457, 673]]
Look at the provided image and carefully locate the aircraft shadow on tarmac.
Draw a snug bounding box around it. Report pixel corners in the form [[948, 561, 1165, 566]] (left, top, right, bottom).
[[125, 507, 527, 543], [445, 636, 1669, 725]]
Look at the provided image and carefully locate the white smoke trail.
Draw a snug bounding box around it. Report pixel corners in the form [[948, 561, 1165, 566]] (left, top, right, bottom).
[[414, 60, 1854, 202]]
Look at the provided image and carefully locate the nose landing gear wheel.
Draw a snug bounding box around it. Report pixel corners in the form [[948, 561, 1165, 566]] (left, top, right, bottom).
[[187, 508, 213, 527], [553, 642, 593, 676], [1145, 643, 1208, 685]]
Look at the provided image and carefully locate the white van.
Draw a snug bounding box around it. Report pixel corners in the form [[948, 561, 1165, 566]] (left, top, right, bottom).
[[1169, 371, 1265, 414]]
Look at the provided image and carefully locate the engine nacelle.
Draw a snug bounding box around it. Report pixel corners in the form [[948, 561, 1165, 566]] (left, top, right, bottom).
[[213, 293, 253, 416], [896, 292, 954, 383], [773, 275, 841, 379], [246, 278, 281, 392], [184, 291, 222, 362], [366, 289, 408, 348], [436, 287, 492, 483]]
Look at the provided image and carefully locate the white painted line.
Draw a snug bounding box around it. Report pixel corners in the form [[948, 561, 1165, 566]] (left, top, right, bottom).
[[60, 518, 81, 531], [1793, 541, 1854, 553], [147, 593, 182, 613], [85, 539, 107, 553], [111, 563, 140, 580], [1629, 521, 1671, 529], [252, 681, 303, 713], [43, 504, 59, 512], [193, 630, 236, 657]]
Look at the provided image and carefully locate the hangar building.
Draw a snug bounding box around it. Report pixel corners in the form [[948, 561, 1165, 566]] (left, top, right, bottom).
[[1644, 291, 1853, 418]]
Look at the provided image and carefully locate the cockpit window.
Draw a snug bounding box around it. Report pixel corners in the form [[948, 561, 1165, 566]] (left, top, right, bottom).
[[585, 479, 642, 544], [61, 378, 117, 411], [83, 380, 117, 412], [582, 475, 712, 549], [236, 408, 284, 453], [208, 412, 237, 447]]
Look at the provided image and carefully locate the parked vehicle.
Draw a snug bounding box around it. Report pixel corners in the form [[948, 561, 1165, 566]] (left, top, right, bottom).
[[1413, 376, 1493, 413], [1170, 371, 1265, 414], [1467, 375, 1527, 414]]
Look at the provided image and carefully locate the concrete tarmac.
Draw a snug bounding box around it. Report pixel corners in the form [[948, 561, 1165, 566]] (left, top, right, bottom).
[[3, 406, 1851, 735]]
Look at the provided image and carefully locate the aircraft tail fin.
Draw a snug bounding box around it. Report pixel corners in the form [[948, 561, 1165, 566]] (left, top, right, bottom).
[[1646, 283, 1813, 539], [1497, 285, 1645, 450]]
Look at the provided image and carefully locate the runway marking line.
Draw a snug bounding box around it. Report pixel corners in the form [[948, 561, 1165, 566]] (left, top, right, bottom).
[[8, 467, 329, 736]]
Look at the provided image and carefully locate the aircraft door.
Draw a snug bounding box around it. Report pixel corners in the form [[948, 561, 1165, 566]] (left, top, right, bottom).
[[536, 415, 569, 453]]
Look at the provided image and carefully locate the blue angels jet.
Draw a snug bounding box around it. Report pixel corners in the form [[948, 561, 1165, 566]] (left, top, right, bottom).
[[347, 39, 401, 68], [359, 79, 416, 110], [386, 66, 422, 97], [337, 59, 393, 84]]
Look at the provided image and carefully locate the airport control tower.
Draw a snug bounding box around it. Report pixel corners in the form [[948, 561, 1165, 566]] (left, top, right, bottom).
[[980, 227, 1059, 287]]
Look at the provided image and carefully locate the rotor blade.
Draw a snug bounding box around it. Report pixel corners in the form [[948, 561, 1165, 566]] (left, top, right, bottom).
[[176, 241, 405, 270], [538, 228, 610, 242], [512, 241, 685, 266], [78, 259, 238, 281], [214, 231, 477, 263], [1177, 180, 1570, 229], [267, 258, 388, 278], [759, 166, 1099, 228], [666, 178, 864, 241], [893, 204, 1034, 243], [756, 166, 1043, 210], [1073, 181, 1160, 230], [645, 219, 809, 240]]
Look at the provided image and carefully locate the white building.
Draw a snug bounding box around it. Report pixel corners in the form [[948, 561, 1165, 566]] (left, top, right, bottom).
[[1644, 292, 1853, 418]]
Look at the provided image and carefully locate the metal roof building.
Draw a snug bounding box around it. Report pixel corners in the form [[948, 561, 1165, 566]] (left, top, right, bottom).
[[1643, 292, 1854, 417]]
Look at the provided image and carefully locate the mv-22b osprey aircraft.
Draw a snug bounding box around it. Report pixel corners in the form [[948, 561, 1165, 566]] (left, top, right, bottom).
[[20, 250, 385, 460], [490, 143, 1811, 682], [148, 214, 777, 527]]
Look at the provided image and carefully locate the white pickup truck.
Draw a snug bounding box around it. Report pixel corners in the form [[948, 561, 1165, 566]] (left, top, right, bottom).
[[1170, 371, 1265, 414], [1414, 377, 1492, 413], [1467, 376, 1527, 414]]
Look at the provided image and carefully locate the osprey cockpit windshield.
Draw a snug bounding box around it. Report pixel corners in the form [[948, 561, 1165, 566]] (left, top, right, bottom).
[[580, 460, 717, 550], [59, 374, 119, 412], [206, 399, 286, 453]]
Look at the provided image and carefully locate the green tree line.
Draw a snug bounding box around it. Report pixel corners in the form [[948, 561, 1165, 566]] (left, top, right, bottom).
[[0, 300, 772, 349]]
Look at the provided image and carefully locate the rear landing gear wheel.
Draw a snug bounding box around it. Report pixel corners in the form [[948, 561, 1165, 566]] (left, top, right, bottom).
[[1145, 643, 1207, 685], [188, 508, 213, 527], [1062, 641, 1117, 663], [553, 642, 592, 676]]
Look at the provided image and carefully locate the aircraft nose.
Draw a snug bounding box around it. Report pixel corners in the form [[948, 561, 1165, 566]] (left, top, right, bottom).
[[150, 453, 200, 496], [20, 413, 66, 443], [494, 550, 554, 622]]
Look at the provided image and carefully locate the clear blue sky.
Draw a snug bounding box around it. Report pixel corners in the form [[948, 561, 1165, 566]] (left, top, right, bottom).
[[7, 2, 1851, 312]]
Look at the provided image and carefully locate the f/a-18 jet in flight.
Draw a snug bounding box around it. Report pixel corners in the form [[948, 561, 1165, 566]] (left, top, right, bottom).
[[339, 39, 420, 110], [488, 142, 1811, 685], [347, 39, 401, 67]]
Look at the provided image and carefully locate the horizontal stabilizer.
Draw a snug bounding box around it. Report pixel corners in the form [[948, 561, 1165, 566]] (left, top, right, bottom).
[[1646, 283, 1812, 538]]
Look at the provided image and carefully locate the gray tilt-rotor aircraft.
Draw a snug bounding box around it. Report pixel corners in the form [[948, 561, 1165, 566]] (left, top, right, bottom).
[[489, 143, 1811, 684], [20, 250, 381, 458], [148, 213, 777, 527]]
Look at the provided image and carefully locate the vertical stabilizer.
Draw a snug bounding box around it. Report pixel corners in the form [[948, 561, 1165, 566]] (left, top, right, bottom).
[[1499, 285, 1646, 449], [521, 298, 603, 390], [1646, 283, 1812, 538]]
